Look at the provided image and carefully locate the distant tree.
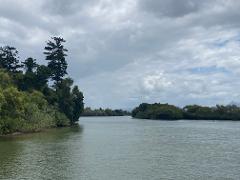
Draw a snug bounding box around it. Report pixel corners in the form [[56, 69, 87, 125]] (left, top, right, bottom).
[[82, 107, 130, 117], [132, 103, 240, 120], [44, 37, 68, 85], [0, 46, 22, 72], [22, 57, 38, 74], [132, 103, 183, 120]]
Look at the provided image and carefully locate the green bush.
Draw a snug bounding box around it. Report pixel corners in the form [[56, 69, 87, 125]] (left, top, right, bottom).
[[0, 71, 73, 135]]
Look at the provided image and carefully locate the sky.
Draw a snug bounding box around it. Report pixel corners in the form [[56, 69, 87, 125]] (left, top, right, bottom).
[[1, 0, 240, 109]]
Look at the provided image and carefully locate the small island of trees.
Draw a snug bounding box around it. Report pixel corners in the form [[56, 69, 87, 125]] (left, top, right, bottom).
[[0, 37, 84, 135], [132, 103, 240, 120]]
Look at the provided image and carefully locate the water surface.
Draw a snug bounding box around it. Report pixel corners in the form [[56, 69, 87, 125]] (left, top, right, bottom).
[[1, 116, 240, 179]]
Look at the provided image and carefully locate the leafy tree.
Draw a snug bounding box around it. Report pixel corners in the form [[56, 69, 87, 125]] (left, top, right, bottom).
[[0, 69, 12, 88], [0, 89, 5, 112], [0, 37, 85, 135], [34, 65, 51, 91], [133, 103, 240, 120], [82, 107, 130, 117], [132, 103, 183, 120], [72, 86, 84, 122], [44, 37, 68, 84], [16, 58, 39, 91], [1, 87, 24, 118], [22, 57, 38, 73], [55, 78, 74, 120], [0, 46, 22, 72], [52, 79, 84, 124], [0, 70, 71, 135]]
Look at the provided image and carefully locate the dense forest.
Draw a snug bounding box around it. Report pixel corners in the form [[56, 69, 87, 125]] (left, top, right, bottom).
[[132, 103, 240, 120], [0, 37, 84, 135], [82, 107, 130, 116]]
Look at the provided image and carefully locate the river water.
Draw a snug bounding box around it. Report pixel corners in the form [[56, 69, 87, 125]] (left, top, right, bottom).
[[0, 116, 240, 180]]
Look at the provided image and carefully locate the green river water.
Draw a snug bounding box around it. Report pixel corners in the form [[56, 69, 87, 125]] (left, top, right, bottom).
[[0, 116, 240, 180]]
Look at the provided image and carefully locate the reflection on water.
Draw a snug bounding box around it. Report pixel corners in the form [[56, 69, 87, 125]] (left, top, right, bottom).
[[1, 117, 240, 180], [0, 126, 84, 180], [0, 140, 23, 179]]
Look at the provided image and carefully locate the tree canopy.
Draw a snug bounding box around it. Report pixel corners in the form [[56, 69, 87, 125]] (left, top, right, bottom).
[[0, 37, 84, 135], [0, 46, 22, 72], [132, 103, 240, 120], [44, 37, 68, 84], [82, 107, 130, 116]]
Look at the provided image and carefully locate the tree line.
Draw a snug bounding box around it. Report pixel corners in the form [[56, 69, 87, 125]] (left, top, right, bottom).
[[82, 107, 130, 116], [132, 103, 240, 120], [0, 37, 84, 135]]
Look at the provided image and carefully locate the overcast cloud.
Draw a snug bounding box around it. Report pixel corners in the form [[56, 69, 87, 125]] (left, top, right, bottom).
[[1, 0, 240, 109]]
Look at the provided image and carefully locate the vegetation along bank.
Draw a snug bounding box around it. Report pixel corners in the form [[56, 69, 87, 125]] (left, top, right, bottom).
[[0, 37, 84, 135], [132, 103, 240, 120]]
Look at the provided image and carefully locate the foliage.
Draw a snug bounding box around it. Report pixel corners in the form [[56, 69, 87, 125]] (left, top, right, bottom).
[[0, 37, 84, 135], [132, 103, 240, 120], [44, 37, 68, 84], [0, 76, 70, 135], [132, 103, 183, 120], [82, 107, 130, 116], [54, 78, 84, 124], [34, 65, 51, 91], [0, 46, 22, 72], [0, 69, 12, 88], [22, 57, 38, 73], [71, 86, 84, 123], [183, 104, 240, 120]]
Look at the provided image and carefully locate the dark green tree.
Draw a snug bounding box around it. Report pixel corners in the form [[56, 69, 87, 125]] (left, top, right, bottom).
[[132, 103, 183, 120], [0, 46, 22, 72], [34, 65, 51, 91], [22, 57, 38, 73], [72, 86, 84, 123], [53, 78, 84, 124], [0, 38, 85, 135], [17, 58, 39, 91], [44, 37, 68, 85], [54, 78, 74, 121]]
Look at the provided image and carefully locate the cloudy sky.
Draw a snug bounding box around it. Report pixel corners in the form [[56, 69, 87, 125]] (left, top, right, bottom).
[[1, 0, 240, 109]]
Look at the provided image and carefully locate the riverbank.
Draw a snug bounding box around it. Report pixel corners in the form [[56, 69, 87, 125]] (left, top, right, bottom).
[[0, 124, 81, 137]]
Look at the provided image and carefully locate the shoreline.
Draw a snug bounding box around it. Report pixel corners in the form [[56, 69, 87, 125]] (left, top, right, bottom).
[[132, 117, 240, 121], [0, 124, 80, 137]]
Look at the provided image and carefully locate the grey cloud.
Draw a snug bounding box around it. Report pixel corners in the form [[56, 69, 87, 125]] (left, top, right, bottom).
[[138, 0, 208, 18], [0, 0, 240, 108], [42, 0, 97, 16]]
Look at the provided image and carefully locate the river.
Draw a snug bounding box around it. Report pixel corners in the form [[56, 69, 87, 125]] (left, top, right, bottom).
[[0, 116, 240, 179]]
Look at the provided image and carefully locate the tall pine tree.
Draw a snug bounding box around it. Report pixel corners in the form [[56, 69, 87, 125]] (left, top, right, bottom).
[[44, 37, 68, 85]]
